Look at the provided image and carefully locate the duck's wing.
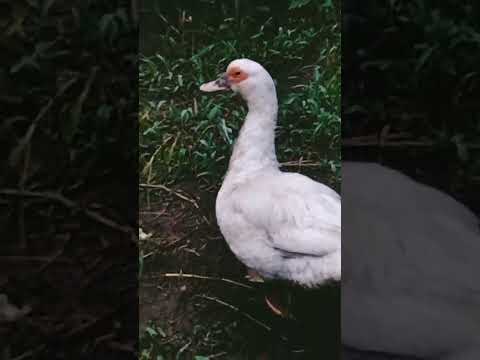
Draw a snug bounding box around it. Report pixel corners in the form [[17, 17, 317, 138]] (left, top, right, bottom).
[[232, 172, 341, 257]]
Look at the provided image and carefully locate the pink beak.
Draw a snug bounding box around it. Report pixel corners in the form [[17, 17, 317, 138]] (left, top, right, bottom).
[[199, 73, 230, 92]]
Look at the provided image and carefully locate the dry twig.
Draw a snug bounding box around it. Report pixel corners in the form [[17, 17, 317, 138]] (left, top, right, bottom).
[[198, 294, 271, 332], [158, 272, 253, 290], [10, 345, 46, 360], [9, 78, 78, 167], [0, 189, 134, 238], [280, 160, 321, 168], [139, 183, 199, 209]]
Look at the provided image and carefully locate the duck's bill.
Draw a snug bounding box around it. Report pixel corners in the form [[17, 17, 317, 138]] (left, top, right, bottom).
[[199, 74, 230, 92]]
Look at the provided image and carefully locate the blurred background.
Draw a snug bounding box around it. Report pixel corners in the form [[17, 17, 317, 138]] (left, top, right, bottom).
[[343, 0, 480, 213], [0, 1, 138, 358], [139, 0, 340, 359], [342, 2, 480, 359]]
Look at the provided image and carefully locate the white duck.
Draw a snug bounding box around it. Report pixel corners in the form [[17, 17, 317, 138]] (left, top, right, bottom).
[[200, 59, 341, 287], [342, 161, 480, 360]]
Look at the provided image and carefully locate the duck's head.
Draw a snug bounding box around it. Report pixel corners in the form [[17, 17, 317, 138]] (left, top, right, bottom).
[[200, 59, 276, 103]]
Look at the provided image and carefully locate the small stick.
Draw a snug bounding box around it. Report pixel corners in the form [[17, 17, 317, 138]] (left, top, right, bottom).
[[17, 142, 31, 249], [0, 189, 134, 237], [10, 345, 45, 360], [198, 294, 271, 332], [280, 160, 321, 168], [94, 332, 115, 345], [140, 210, 167, 215], [143, 146, 163, 209], [208, 351, 228, 359], [159, 272, 253, 290], [176, 340, 192, 358], [107, 341, 136, 353], [9, 78, 77, 166], [139, 183, 199, 209]]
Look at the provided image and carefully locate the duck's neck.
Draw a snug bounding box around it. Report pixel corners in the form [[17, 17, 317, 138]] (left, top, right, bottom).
[[226, 92, 279, 180]]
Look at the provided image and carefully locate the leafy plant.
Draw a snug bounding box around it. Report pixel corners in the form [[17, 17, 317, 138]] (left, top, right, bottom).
[[139, 3, 341, 190]]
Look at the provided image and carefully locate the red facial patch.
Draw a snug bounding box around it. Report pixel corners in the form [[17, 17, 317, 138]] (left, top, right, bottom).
[[227, 66, 248, 84]]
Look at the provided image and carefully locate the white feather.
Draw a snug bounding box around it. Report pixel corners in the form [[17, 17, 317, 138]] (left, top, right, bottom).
[[203, 59, 341, 287]]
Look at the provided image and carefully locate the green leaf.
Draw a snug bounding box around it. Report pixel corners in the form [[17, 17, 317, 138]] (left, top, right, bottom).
[[288, 0, 312, 9], [218, 118, 232, 144], [145, 326, 157, 336], [416, 46, 437, 72], [207, 105, 220, 120]]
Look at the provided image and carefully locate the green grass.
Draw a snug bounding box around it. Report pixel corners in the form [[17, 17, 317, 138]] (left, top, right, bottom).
[[140, 322, 232, 360], [139, 6, 341, 190]]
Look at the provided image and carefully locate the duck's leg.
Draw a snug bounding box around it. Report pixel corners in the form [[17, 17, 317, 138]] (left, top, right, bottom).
[[245, 268, 265, 282]]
